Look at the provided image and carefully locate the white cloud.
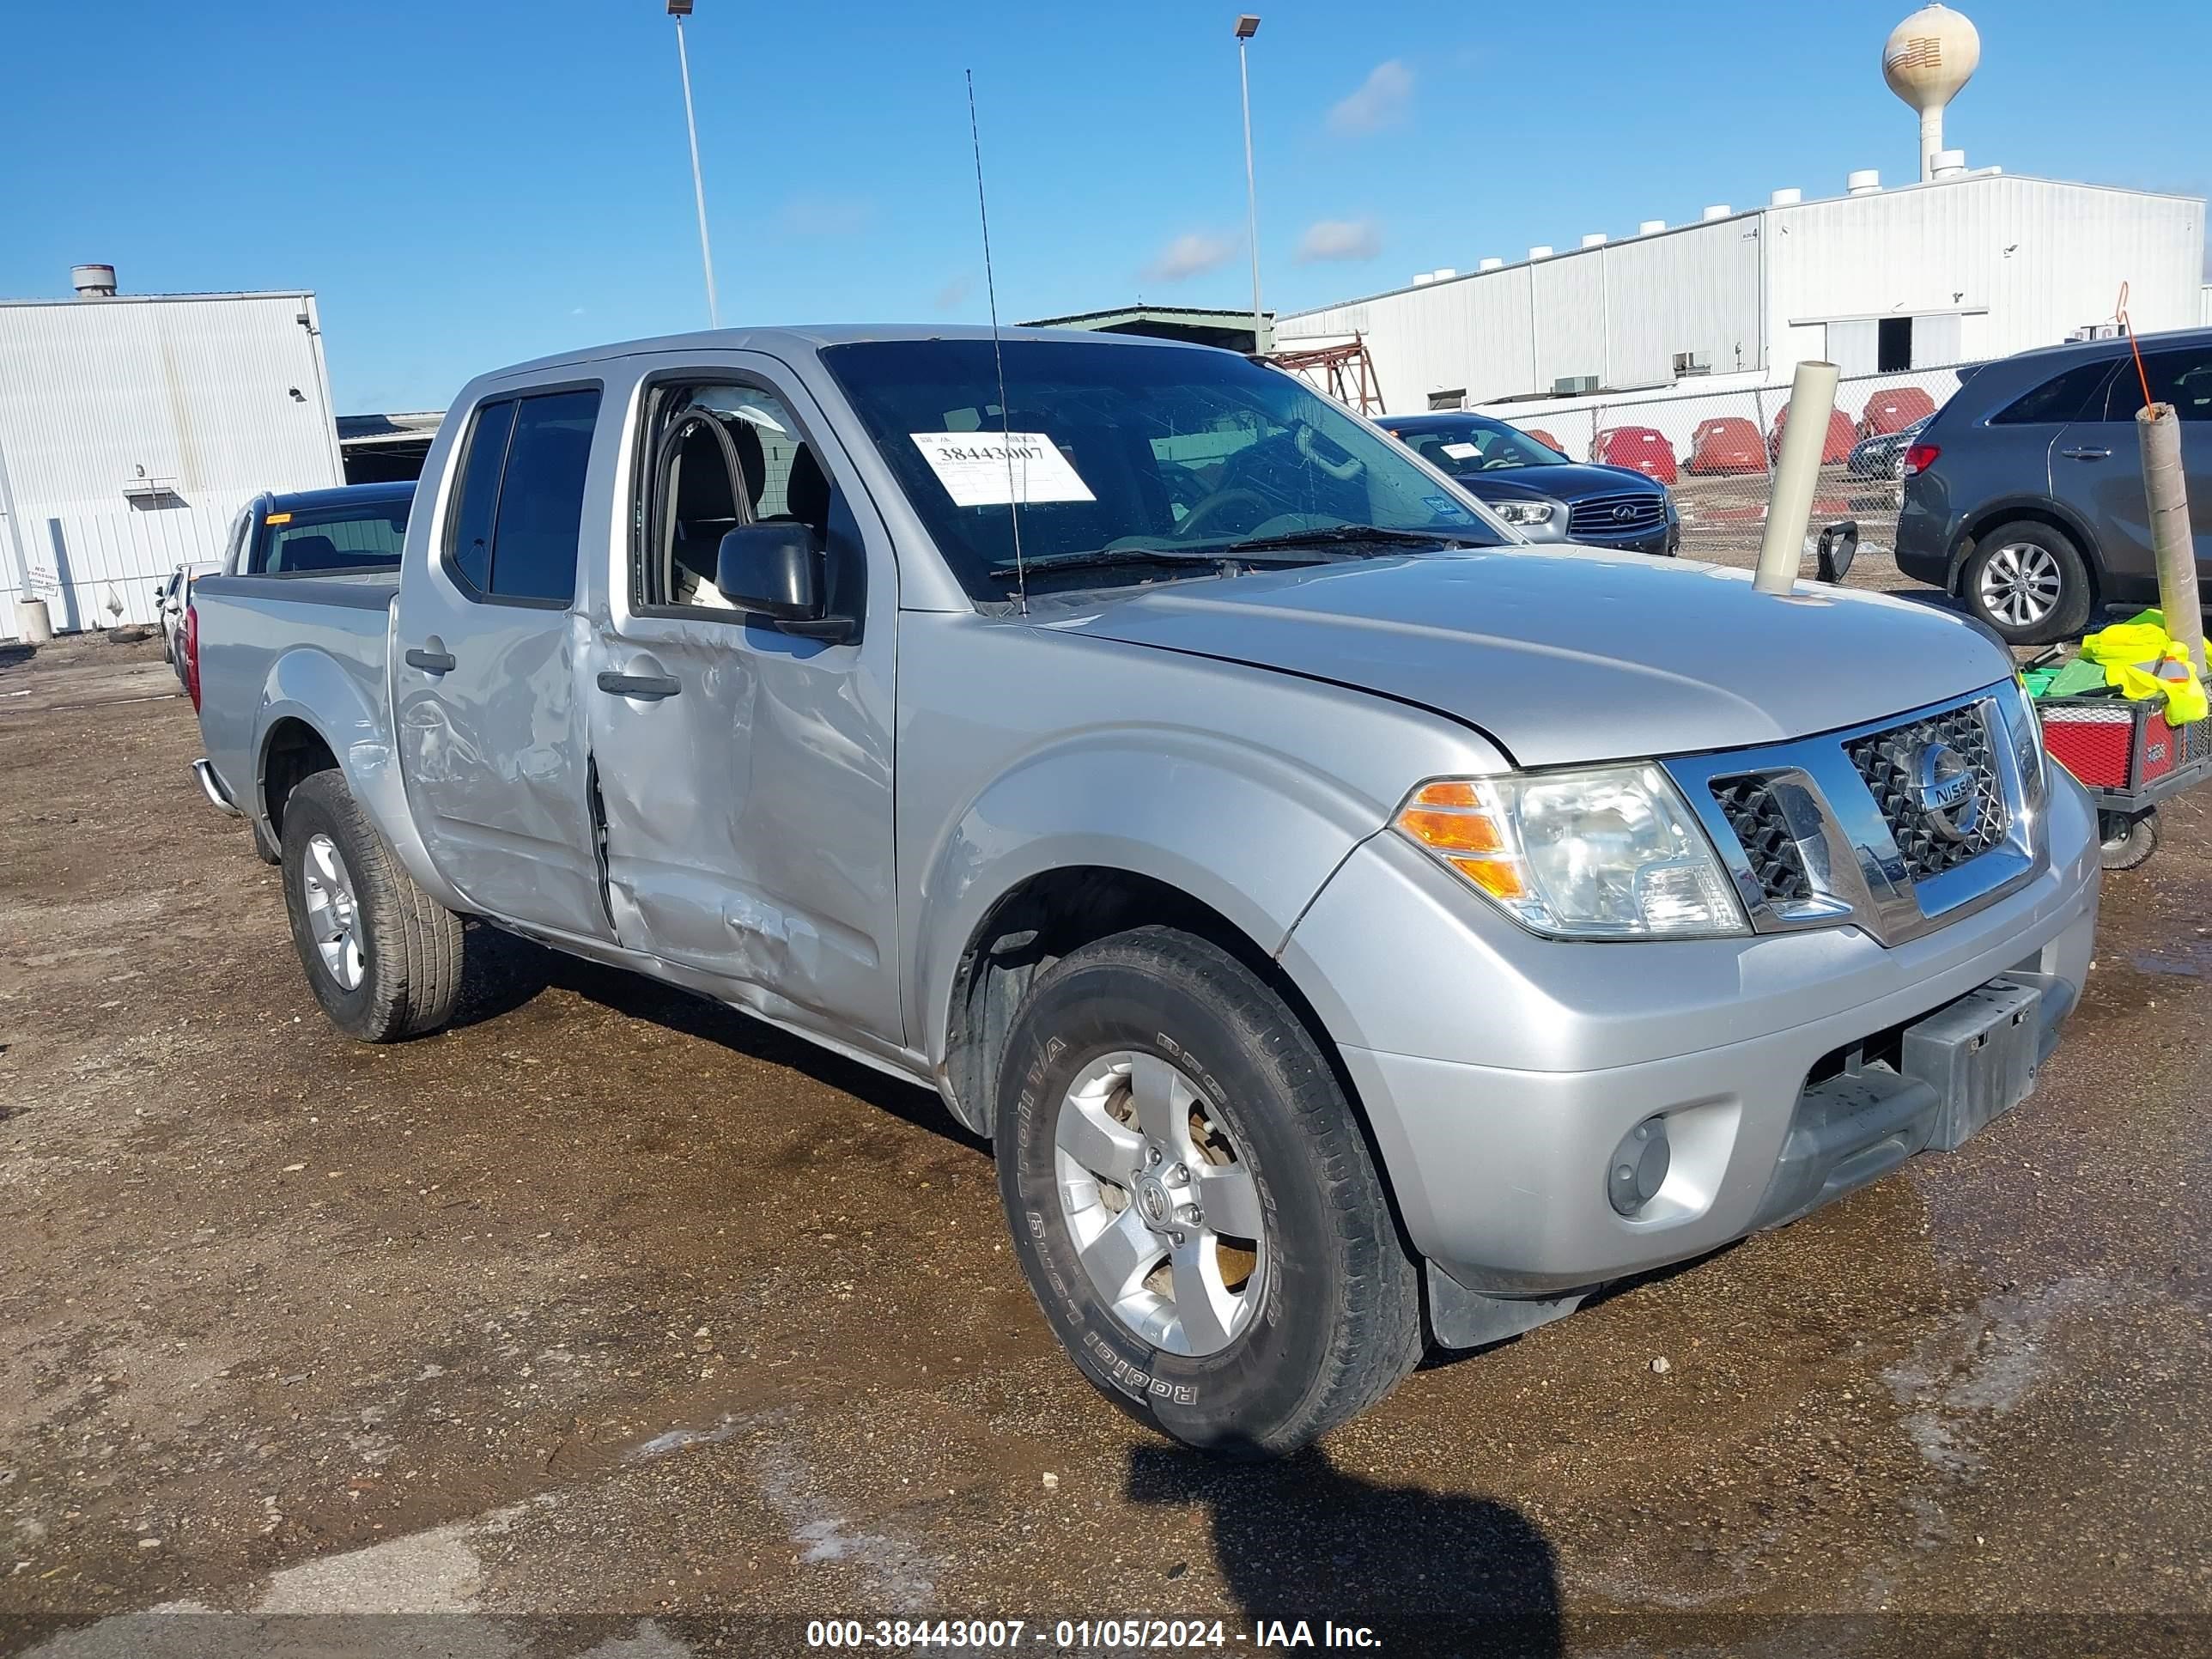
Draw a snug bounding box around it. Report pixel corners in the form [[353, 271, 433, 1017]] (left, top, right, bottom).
[[1328, 60, 1413, 135], [778, 195, 873, 236], [1142, 231, 1238, 283], [1296, 218, 1382, 264]]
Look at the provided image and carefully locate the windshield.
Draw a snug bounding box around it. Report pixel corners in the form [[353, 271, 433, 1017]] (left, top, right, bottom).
[[1388, 418, 1566, 475], [818, 338, 1503, 599]]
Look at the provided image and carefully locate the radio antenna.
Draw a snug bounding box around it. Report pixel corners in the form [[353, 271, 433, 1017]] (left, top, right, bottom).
[[966, 69, 1027, 615]]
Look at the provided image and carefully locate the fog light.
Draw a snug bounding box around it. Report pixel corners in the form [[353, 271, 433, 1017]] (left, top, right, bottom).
[[1608, 1117, 1671, 1216]]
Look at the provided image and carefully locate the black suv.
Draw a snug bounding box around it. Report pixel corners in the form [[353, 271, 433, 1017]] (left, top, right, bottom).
[[1378, 413, 1680, 557], [1895, 328, 2212, 643]]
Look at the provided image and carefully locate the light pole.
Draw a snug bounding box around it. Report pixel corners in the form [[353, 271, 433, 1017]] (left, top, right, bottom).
[[1234, 15, 1263, 353], [669, 0, 720, 328]]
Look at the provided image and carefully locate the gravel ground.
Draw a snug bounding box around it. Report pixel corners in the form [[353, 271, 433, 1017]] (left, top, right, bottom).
[[2, 598, 2209, 1659]]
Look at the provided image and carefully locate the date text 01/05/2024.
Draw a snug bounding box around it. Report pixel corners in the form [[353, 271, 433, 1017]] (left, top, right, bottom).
[[805, 1619, 1383, 1650]]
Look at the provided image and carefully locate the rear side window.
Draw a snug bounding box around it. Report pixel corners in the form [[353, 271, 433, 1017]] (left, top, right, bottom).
[[1989, 359, 2116, 426], [448, 401, 515, 591], [2106, 346, 2212, 423], [444, 388, 600, 604]]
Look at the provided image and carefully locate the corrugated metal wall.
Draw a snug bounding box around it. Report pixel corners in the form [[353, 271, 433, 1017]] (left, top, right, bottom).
[[0, 292, 343, 638], [1277, 173, 2203, 417], [1765, 175, 2203, 370]]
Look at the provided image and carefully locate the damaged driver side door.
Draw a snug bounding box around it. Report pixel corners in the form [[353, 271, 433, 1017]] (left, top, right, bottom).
[[581, 362, 902, 1045]]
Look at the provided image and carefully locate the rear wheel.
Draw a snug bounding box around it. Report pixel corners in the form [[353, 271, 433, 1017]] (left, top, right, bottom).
[[995, 927, 1422, 1456], [279, 770, 463, 1042], [1962, 520, 2094, 645]]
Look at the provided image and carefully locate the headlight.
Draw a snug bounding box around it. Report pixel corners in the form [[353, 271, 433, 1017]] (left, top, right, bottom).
[[2002, 677, 2047, 811], [1492, 501, 1555, 526], [1395, 767, 1747, 939]]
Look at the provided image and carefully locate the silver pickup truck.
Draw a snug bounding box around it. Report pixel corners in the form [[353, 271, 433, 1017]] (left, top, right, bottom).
[[187, 325, 2100, 1455]]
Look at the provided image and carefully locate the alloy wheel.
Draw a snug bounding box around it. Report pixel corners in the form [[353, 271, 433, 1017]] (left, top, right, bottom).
[[1052, 1049, 1266, 1357], [300, 832, 366, 991], [1978, 542, 2063, 629]]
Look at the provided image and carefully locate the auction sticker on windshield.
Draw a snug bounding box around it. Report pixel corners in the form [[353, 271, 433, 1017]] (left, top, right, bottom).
[[1442, 441, 1483, 460], [910, 432, 1097, 507]]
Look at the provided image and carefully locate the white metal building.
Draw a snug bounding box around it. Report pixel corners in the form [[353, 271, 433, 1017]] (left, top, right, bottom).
[[0, 272, 343, 639], [1276, 168, 2206, 415]]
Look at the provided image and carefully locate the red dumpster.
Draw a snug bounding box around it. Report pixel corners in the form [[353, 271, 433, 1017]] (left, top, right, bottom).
[[1523, 428, 1565, 454], [1590, 425, 1679, 483], [1686, 416, 1765, 475]]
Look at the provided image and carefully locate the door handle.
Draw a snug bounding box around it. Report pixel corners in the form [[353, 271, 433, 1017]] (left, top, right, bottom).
[[2058, 446, 2110, 461], [597, 670, 682, 702], [404, 647, 457, 674]]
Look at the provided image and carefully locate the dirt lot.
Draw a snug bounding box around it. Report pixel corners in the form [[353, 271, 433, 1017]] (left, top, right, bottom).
[[3, 611, 2210, 1659]]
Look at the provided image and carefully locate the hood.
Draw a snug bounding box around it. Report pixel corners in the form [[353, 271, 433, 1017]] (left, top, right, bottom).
[[1451, 463, 1660, 503], [1048, 548, 2014, 768]]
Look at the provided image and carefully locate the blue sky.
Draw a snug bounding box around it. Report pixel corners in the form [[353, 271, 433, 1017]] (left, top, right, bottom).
[[3, 0, 2204, 412]]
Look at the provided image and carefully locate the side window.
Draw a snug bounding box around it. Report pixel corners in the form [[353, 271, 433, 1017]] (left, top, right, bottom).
[[1990, 359, 2116, 426], [224, 508, 252, 574], [448, 399, 515, 591], [487, 391, 599, 603], [641, 382, 830, 612], [443, 389, 599, 604], [2123, 347, 2212, 423]]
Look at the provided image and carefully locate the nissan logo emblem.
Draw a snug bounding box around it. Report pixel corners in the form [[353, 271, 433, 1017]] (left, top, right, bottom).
[[1913, 742, 1981, 842]]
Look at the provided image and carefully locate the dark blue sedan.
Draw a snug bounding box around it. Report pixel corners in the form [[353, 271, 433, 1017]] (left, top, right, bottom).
[[1378, 413, 1680, 556]]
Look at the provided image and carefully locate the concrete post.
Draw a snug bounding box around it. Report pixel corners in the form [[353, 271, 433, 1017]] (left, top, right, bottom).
[[1754, 360, 1841, 596], [2138, 403, 2204, 672]]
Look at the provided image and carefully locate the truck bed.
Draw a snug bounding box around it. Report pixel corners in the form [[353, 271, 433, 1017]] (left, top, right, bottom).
[[190, 571, 397, 820]]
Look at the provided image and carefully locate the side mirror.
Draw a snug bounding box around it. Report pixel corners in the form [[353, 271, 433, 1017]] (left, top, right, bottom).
[[715, 522, 824, 622]]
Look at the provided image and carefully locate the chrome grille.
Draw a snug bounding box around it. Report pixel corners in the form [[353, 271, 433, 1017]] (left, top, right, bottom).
[[1843, 704, 2008, 881], [1567, 492, 1667, 537], [1711, 775, 1812, 903]]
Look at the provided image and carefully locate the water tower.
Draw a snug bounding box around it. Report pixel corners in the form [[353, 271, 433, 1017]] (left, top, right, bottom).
[[1884, 4, 1980, 182]]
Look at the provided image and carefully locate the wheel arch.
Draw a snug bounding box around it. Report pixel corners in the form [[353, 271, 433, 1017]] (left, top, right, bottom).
[[939, 863, 1377, 1155], [1948, 495, 2100, 596], [250, 647, 468, 914]]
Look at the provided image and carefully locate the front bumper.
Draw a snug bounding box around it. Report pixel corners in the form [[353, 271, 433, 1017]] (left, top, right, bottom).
[[1279, 770, 2100, 1310]]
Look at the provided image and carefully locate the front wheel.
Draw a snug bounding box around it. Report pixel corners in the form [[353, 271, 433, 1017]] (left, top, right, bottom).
[[280, 770, 463, 1042], [1962, 521, 2094, 645], [995, 927, 1422, 1456]]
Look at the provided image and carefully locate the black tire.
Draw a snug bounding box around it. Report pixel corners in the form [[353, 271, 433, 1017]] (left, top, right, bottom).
[[995, 927, 1421, 1456], [279, 770, 463, 1042], [1961, 520, 2094, 646], [2099, 808, 2160, 872]]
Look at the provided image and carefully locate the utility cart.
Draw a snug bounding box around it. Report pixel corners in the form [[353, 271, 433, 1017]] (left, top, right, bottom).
[[2035, 692, 2212, 870]]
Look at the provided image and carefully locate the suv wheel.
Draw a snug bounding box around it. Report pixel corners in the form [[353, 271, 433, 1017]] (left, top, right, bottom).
[[995, 927, 1422, 1456], [1962, 520, 2093, 645]]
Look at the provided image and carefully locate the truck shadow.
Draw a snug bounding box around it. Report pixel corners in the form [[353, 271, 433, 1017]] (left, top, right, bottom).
[[447, 921, 988, 1152], [1127, 1443, 1561, 1656]]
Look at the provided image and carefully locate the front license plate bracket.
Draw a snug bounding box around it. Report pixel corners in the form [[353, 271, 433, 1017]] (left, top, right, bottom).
[[1901, 978, 2042, 1152]]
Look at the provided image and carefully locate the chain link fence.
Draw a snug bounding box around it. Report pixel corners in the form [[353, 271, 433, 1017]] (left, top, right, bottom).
[[1483, 363, 1971, 574]]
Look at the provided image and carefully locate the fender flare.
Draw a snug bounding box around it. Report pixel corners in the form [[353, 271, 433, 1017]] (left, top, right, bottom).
[[252, 647, 469, 915], [910, 727, 1389, 1083]]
